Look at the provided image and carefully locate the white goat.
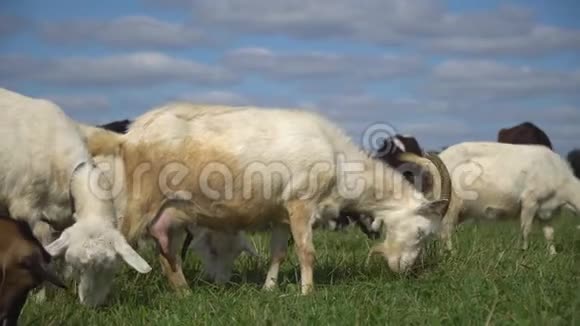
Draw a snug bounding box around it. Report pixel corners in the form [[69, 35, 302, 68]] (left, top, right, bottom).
[[401, 142, 580, 254], [0, 88, 152, 307], [81, 102, 451, 295]]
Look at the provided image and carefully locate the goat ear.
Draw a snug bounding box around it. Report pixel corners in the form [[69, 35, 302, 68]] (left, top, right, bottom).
[[113, 233, 152, 274], [417, 199, 448, 219], [45, 231, 71, 257], [240, 236, 258, 257]]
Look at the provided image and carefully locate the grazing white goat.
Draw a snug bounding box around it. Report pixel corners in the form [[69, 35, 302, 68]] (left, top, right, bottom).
[[0, 88, 152, 307], [401, 142, 580, 254], [81, 102, 451, 295]]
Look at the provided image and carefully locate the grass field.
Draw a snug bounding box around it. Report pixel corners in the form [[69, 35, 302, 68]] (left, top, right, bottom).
[[22, 212, 580, 325]]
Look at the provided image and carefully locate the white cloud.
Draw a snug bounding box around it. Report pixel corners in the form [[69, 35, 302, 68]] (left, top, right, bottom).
[[0, 15, 30, 37], [294, 93, 469, 147], [142, 0, 580, 56], [434, 5, 534, 37], [223, 47, 423, 81], [425, 25, 580, 56], [400, 120, 471, 137], [383, 98, 453, 113], [302, 92, 579, 153], [186, 1, 532, 41], [484, 106, 580, 126], [548, 124, 580, 140], [536, 106, 580, 125], [46, 94, 111, 111], [40, 16, 205, 49], [0, 52, 237, 86], [429, 59, 580, 99]]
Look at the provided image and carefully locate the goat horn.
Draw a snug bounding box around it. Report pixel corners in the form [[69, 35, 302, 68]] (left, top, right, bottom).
[[398, 152, 452, 216], [424, 153, 452, 203]]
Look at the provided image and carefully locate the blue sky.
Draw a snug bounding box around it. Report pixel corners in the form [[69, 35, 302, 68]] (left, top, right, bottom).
[[1, 0, 579, 154]]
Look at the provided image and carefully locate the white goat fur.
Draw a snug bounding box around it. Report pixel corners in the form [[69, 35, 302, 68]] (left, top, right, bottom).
[[0, 88, 151, 307], [81, 102, 448, 294], [418, 142, 580, 253]]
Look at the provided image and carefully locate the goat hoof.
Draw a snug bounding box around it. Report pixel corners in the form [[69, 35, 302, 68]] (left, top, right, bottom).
[[262, 283, 277, 291], [175, 286, 192, 297], [521, 245, 529, 251], [300, 285, 313, 295]]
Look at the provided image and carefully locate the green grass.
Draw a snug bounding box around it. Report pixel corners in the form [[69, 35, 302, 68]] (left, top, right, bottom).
[[22, 212, 580, 325]]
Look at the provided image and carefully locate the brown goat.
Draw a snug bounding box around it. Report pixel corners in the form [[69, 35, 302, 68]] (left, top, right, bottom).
[[0, 217, 65, 326], [497, 122, 553, 149]]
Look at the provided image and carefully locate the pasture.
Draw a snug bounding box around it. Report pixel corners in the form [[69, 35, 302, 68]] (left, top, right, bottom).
[[23, 212, 580, 325]]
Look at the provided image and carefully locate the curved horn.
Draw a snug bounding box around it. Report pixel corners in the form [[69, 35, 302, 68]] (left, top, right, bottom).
[[398, 152, 452, 215], [424, 153, 452, 203]]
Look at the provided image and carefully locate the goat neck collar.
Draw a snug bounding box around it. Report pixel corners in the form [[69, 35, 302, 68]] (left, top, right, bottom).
[[39, 161, 90, 231]]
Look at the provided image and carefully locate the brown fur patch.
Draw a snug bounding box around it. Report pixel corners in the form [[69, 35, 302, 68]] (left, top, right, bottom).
[[119, 137, 290, 242], [80, 124, 124, 157], [0, 217, 47, 320]]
